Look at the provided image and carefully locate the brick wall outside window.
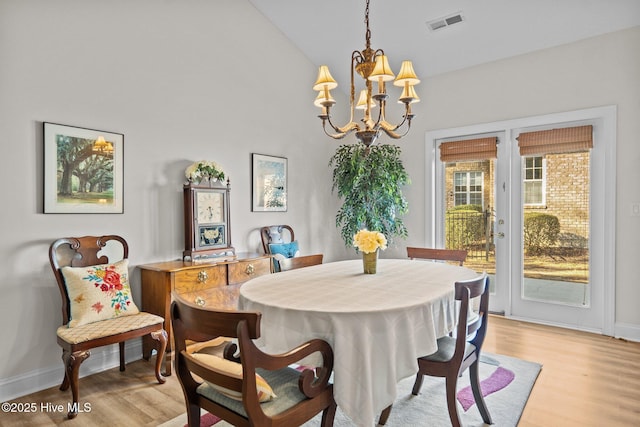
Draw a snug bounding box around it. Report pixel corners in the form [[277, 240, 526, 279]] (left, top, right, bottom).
[[443, 152, 590, 248]]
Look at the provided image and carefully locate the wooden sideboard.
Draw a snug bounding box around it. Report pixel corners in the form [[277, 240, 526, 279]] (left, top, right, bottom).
[[139, 252, 271, 375]]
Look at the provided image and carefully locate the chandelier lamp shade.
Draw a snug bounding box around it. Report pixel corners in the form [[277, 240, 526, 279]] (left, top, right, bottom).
[[313, 0, 420, 147]]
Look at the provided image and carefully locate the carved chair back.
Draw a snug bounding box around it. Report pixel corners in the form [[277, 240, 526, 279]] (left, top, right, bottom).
[[49, 235, 128, 325]]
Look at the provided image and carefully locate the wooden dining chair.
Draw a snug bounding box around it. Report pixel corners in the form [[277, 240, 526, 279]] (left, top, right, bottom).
[[171, 298, 337, 427], [260, 225, 301, 272], [407, 246, 468, 266], [260, 225, 295, 254], [49, 235, 167, 419], [379, 274, 492, 426], [277, 254, 324, 272]]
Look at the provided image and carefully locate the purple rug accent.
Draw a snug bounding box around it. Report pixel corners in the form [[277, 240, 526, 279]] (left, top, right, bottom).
[[184, 412, 221, 427], [457, 366, 515, 411]]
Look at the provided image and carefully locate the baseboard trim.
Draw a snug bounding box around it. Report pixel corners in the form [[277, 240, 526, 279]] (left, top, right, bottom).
[[0, 340, 145, 402], [504, 315, 640, 343], [615, 322, 640, 343]]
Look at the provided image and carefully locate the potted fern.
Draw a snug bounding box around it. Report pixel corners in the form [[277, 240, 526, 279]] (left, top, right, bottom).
[[329, 144, 410, 247]]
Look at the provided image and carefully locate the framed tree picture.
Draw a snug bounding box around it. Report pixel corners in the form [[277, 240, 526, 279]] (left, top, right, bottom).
[[43, 122, 124, 213], [252, 153, 287, 212]]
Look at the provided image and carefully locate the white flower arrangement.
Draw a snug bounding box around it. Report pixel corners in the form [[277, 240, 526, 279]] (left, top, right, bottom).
[[185, 160, 225, 183], [353, 229, 387, 254]]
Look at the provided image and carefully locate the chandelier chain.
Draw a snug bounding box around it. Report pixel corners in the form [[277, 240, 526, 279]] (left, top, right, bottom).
[[364, 0, 371, 50]]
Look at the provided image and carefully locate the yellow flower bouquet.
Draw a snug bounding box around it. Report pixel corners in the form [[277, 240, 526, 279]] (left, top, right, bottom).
[[353, 229, 387, 254]]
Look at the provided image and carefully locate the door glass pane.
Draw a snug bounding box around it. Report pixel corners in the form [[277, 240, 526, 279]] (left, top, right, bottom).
[[521, 151, 590, 306], [445, 161, 495, 290]]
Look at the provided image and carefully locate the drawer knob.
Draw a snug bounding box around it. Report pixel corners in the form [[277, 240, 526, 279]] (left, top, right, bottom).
[[197, 270, 209, 283], [245, 264, 255, 275], [194, 296, 205, 307]]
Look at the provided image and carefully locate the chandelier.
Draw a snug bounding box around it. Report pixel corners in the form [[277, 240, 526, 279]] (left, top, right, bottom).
[[312, 0, 420, 147]]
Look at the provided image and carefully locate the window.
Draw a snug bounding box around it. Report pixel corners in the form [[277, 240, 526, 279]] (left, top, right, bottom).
[[454, 171, 483, 207], [523, 156, 545, 205]]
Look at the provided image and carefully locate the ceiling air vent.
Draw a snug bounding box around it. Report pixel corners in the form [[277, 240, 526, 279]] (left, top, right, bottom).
[[427, 12, 465, 32]]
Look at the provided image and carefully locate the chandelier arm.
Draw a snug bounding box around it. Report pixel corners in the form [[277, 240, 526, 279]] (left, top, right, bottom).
[[375, 98, 386, 128], [380, 117, 413, 139], [323, 128, 348, 140], [378, 100, 415, 131], [379, 116, 407, 132], [350, 51, 362, 123], [323, 117, 360, 137]]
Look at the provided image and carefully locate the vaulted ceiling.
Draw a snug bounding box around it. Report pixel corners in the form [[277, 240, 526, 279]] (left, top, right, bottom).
[[249, 0, 640, 90]]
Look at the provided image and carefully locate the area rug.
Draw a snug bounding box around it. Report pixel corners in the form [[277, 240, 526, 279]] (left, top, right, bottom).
[[160, 353, 541, 427]]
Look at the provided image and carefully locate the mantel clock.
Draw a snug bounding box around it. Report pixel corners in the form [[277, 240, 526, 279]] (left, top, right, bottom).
[[183, 180, 234, 260]]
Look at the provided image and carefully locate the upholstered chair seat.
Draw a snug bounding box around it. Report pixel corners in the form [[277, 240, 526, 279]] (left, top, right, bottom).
[[57, 312, 165, 345], [197, 366, 312, 418]]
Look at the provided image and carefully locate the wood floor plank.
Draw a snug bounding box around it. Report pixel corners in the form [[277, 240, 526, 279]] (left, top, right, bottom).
[[483, 316, 640, 427], [2, 315, 639, 426]]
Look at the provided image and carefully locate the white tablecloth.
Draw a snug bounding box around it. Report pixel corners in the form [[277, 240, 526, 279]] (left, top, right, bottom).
[[238, 259, 479, 426]]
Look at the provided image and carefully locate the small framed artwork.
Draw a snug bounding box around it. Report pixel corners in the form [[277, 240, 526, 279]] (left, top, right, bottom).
[[43, 122, 124, 213], [252, 153, 287, 212]]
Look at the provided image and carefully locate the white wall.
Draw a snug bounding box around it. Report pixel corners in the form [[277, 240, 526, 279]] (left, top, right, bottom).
[[1, 0, 639, 400], [0, 0, 347, 400]]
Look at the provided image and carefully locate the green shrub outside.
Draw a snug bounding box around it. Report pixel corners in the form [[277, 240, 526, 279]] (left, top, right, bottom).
[[523, 212, 560, 255], [446, 205, 484, 248], [448, 204, 483, 213]]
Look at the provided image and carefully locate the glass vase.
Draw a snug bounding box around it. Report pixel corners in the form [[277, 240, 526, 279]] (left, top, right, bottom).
[[362, 250, 378, 274]]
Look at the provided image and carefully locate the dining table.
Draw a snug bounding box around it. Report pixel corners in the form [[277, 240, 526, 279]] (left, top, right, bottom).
[[238, 258, 479, 426]]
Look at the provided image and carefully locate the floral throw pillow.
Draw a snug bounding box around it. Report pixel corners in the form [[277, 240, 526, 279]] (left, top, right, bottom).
[[61, 259, 140, 328]]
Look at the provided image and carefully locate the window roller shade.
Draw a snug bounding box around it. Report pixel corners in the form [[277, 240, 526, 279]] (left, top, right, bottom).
[[518, 125, 593, 156], [439, 137, 497, 162]]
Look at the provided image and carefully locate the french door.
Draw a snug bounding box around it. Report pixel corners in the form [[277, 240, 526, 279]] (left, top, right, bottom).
[[426, 106, 616, 334]]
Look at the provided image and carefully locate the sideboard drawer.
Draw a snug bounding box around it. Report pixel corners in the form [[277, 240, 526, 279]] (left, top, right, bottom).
[[173, 265, 226, 295], [228, 257, 271, 285], [140, 253, 270, 376], [179, 284, 241, 310]]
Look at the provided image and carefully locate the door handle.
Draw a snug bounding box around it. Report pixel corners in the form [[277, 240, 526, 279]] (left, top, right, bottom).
[[497, 232, 505, 239]]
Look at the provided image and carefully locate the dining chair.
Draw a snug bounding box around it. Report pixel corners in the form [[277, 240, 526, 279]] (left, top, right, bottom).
[[49, 235, 167, 419], [260, 224, 295, 254], [407, 246, 468, 266], [171, 298, 337, 427], [277, 254, 324, 272], [260, 225, 301, 272], [379, 274, 492, 427]]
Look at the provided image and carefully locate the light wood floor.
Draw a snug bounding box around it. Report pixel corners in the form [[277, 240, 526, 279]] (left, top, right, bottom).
[[3, 315, 640, 426]]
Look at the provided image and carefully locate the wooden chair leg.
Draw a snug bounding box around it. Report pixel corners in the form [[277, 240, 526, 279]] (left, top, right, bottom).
[[445, 374, 462, 427], [65, 350, 90, 419], [411, 372, 424, 395], [151, 329, 168, 383], [60, 350, 71, 391], [378, 404, 393, 425], [469, 360, 493, 424], [321, 400, 337, 427], [119, 342, 126, 371], [186, 402, 201, 427]]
